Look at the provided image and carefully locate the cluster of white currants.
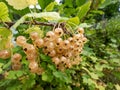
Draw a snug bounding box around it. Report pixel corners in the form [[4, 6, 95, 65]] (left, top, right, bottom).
[[30, 27, 87, 71], [0, 27, 87, 72], [16, 35, 43, 74]]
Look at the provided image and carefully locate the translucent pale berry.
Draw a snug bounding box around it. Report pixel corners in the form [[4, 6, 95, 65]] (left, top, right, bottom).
[[77, 27, 84, 34], [73, 34, 82, 41], [16, 36, 26, 46], [0, 50, 11, 59], [36, 68, 44, 75], [56, 47, 64, 53], [48, 50, 56, 57], [26, 53, 37, 61], [55, 38, 63, 47], [44, 42, 54, 50], [60, 56, 67, 62], [12, 63, 21, 70], [68, 37, 74, 44], [23, 44, 36, 54], [46, 31, 55, 41], [54, 28, 63, 36], [74, 42, 80, 48], [30, 32, 39, 40], [62, 40, 70, 49], [82, 37, 87, 43], [11, 53, 22, 63], [29, 61, 38, 70], [35, 38, 44, 48], [52, 57, 60, 65]]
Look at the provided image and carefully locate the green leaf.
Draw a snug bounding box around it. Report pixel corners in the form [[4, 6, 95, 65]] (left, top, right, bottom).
[[0, 63, 3, 68], [82, 67, 98, 79], [40, 54, 51, 62], [47, 64, 56, 71], [83, 75, 96, 86], [77, 1, 91, 20], [21, 73, 36, 90], [97, 86, 105, 90], [67, 16, 80, 25], [0, 28, 12, 50], [89, 72, 99, 79], [76, 0, 87, 6], [0, 68, 2, 73], [53, 71, 72, 83], [99, 0, 119, 9], [0, 2, 11, 22], [6, 0, 37, 10], [7, 70, 24, 79], [53, 71, 63, 78], [38, 0, 54, 10], [42, 72, 53, 82], [44, 2, 57, 12], [79, 23, 92, 28]]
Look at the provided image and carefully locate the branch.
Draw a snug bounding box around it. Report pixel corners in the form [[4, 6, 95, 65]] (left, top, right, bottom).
[[4, 21, 55, 28], [1, 21, 72, 35]]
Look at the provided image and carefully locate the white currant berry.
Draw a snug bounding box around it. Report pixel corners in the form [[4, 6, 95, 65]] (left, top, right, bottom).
[[11, 53, 22, 63], [0, 50, 11, 59], [29, 61, 38, 70], [73, 34, 82, 41], [35, 38, 44, 48], [12, 63, 21, 70], [30, 32, 39, 40], [16, 36, 26, 46], [23, 44, 36, 54], [62, 40, 70, 49], [52, 57, 60, 65], [77, 27, 84, 34], [48, 50, 56, 57], [46, 31, 55, 41], [54, 28, 63, 37], [55, 38, 63, 46]]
